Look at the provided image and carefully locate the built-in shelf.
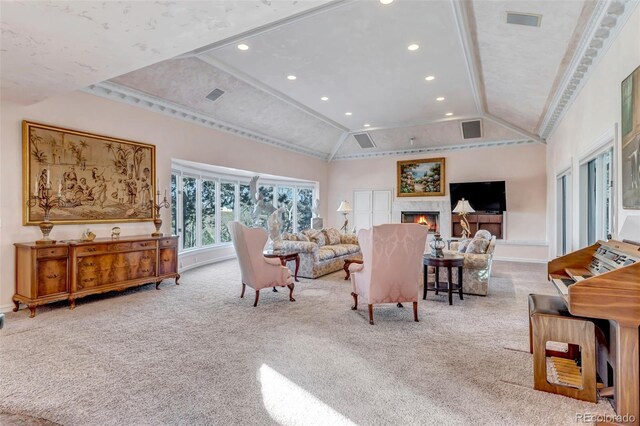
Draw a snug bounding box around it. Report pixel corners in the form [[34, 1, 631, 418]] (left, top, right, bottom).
[[451, 213, 503, 239]]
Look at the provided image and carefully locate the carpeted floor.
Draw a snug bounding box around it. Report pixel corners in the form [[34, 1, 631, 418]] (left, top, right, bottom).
[[0, 260, 615, 425]]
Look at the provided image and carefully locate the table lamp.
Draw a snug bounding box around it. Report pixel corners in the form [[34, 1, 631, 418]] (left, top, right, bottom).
[[452, 198, 475, 239], [337, 200, 353, 233]]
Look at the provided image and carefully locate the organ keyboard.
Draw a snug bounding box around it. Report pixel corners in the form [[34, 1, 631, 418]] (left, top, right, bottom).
[[548, 239, 640, 424]]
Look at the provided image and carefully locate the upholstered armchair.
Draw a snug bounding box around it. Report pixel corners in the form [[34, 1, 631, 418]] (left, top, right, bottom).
[[228, 221, 294, 307], [445, 230, 497, 296], [349, 224, 429, 325]]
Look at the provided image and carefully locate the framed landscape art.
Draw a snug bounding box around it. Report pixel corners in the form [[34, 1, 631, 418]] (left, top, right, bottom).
[[397, 158, 445, 197], [622, 65, 640, 209], [23, 120, 156, 225]]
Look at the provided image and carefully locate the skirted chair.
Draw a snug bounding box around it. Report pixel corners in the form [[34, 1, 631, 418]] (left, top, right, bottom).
[[349, 224, 429, 325], [228, 221, 294, 307]]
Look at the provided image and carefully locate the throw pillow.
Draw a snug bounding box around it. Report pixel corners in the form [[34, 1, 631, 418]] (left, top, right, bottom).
[[466, 237, 490, 254], [296, 233, 310, 242], [308, 230, 326, 247], [474, 230, 492, 240], [457, 238, 471, 253], [323, 228, 341, 245]]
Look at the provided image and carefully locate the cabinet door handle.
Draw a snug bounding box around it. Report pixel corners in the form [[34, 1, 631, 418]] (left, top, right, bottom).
[[82, 277, 95, 283], [141, 268, 150, 273], [142, 255, 150, 260], [87, 248, 96, 252], [46, 273, 59, 279], [82, 262, 95, 267], [162, 257, 171, 262]]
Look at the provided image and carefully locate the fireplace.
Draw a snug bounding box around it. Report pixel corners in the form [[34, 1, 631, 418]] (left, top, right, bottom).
[[401, 211, 439, 233]]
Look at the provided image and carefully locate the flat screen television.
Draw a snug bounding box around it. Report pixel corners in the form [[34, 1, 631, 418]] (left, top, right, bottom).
[[449, 181, 506, 213]]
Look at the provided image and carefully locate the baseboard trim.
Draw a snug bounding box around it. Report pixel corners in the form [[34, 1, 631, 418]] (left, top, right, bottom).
[[0, 304, 14, 314], [179, 254, 237, 273], [493, 257, 547, 264]]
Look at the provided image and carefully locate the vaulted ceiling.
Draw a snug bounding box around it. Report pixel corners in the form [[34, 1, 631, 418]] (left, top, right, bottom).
[[2, 0, 636, 161]]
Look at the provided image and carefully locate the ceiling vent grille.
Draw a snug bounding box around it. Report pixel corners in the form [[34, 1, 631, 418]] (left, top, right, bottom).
[[506, 12, 542, 27], [353, 132, 376, 149], [205, 88, 225, 102], [461, 119, 483, 140]]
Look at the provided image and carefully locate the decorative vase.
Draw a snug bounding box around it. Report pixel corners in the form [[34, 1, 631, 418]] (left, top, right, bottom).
[[36, 214, 55, 245], [152, 217, 163, 237]]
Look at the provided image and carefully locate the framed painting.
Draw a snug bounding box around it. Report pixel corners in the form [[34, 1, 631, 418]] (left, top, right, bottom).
[[23, 120, 156, 225], [397, 158, 445, 197], [622, 65, 640, 209]]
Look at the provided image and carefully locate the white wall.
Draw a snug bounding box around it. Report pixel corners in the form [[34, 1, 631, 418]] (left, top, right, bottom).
[[547, 6, 640, 257], [327, 143, 549, 262], [0, 91, 329, 310]]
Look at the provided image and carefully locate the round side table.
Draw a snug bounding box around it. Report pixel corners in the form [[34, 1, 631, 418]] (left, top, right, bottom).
[[423, 254, 464, 305]]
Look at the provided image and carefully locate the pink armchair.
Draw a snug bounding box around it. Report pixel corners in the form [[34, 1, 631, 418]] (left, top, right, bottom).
[[349, 224, 429, 325], [228, 221, 294, 307]]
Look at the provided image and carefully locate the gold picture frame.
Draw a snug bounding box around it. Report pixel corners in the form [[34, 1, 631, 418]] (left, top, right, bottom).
[[23, 120, 156, 225], [622, 65, 640, 209], [397, 158, 446, 197]]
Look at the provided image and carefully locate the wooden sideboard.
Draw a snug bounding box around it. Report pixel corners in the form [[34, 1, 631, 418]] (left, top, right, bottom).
[[13, 235, 180, 317], [451, 212, 504, 239]]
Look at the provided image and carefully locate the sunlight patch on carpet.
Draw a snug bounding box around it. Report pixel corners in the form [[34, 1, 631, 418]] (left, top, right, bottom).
[[259, 364, 356, 426]]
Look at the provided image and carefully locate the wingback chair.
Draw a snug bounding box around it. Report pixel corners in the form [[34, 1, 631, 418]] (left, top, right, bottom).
[[228, 221, 294, 307], [349, 224, 429, 325]]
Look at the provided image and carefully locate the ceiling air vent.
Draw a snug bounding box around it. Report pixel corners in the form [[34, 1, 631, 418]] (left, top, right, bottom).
[[353, 132, 376, 149], [205, 88, 225, 102], [506, 12, 542, 27], [461, 119, 483, 140]]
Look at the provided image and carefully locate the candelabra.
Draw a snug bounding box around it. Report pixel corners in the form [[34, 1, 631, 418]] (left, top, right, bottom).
[[27, 184, 60, 244], [152, 189, 170, 237]]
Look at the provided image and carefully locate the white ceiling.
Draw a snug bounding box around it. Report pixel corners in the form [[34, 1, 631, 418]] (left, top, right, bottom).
[[2, 0, 617, 160], [0, 0, 329, 104]]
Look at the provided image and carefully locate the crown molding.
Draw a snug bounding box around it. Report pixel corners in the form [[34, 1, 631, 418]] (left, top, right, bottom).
[[539, 0, 638, 139], [331, 139, 536, 161], [83, 82, 329, 161]]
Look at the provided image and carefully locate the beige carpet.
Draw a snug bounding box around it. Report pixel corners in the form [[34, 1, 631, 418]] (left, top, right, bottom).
[[0, 260, 614, 425]]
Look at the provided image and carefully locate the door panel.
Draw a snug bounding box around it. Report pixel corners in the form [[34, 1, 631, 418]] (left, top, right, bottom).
[[372, 190, 391, 225], [353, 190, 372, 231]]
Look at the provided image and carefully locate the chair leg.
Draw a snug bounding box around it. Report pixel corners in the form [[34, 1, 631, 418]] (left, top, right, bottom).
[[368, 304, 374, 325], [413, 301, 419, 322], [241, 283, 246, 298], [529, 315, 533, 354], [253, 290, 260, 307], [351, 292, 358, 310], [397, 302, 403, 308], [287, 283, 295, 302]]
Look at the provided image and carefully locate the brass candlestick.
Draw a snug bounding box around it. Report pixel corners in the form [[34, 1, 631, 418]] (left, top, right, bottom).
[[27, 184, 61, 245], [152, 189, 170, 237]]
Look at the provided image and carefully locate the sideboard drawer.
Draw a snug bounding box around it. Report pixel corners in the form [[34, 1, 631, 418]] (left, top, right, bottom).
[[132, 240, 156, 249], [37, 247, 68, 259], [109, 242, 133, 251], [36, 259, 68, 296], [75, 245, 108, 255], [159, 238, 178, 248]]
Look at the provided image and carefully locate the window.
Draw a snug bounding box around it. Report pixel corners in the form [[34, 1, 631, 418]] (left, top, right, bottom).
[[580, 147, 613, 246], [556, 172, 571, 256], [182, 177, 197, 249], [220, 183, 236, 243], [277, 187, 294, 233], [296, 188, 313, 231], [201, 180, 216, 246], [170, 163, 317, 252]]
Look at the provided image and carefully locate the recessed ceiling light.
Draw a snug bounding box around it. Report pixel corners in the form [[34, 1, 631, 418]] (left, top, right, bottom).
[[380, 0, 394, 4], [287, 75, 297, 80], [345, 112, 352, 116], [407, 44, 420, 51], [320, 96, 329, 101], [445, 112, 453, 116], [436, 97, 445, 101], [237, 44, 249, 51], [425, 76, 435, 81], [363, 123, 371, 127]]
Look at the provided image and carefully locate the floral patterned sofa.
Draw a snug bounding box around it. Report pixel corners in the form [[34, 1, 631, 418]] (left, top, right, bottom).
[[282, 228, 362, 279], [442, 230, 497, 296]]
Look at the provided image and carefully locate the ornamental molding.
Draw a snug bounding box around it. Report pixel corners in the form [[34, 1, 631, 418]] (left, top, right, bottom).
[[539, 0, 638, 139]]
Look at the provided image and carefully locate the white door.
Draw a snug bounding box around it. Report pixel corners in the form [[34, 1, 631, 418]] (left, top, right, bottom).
[[372, 190, 392, 225], [353, 190, 372, 231]]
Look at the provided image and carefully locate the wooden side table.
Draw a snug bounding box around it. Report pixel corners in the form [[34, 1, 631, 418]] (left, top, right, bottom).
[[263, 250, 300, 284], [343, 258, 363, 280], [423, 254, 464, 305]]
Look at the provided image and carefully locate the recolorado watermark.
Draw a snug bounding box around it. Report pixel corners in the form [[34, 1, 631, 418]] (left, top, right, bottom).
[[576, 413, 636, 423]]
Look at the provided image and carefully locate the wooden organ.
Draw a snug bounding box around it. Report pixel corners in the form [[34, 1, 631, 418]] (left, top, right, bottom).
[[548, 239, 640, 424]]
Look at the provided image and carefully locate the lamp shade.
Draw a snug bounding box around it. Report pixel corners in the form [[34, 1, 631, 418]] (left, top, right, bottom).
[[452, 198, 475, 214], [337, 200, 353, 213]]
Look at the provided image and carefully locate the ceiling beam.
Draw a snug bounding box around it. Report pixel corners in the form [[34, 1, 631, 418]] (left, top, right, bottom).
[[197, 55, 349, 133], [348, 115, 483, 134], [181, 0, 354, 58], [484, 113, 546, 144], [450, 0, 486, 114], [328, 132, 350, 162]]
